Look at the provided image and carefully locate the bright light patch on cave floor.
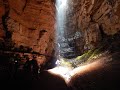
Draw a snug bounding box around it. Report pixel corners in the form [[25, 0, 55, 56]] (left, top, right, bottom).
[[48, 66, 73, 82], [48, 59, 73, 82], [48, 59, 85, 82], [48, 59, 102, 82]]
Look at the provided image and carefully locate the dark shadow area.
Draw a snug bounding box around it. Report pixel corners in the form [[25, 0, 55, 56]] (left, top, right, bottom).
[[0, 55, 68, 90]]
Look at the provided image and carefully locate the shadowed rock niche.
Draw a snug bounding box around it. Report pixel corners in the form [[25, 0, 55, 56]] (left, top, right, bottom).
[[0, 0, 56, 68]]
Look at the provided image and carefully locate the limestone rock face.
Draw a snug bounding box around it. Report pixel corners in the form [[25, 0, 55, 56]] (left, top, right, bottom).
[[64, 0, 120, 52], [0, 0, 55, 61]]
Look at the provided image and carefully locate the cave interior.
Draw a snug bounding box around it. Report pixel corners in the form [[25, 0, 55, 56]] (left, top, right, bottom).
[[0, 0, 120, 90]]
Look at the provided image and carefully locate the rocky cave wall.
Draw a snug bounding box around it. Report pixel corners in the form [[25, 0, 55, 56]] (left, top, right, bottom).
[[0, 0, 120, 61], [67, 0, 120, 53], [0, 0, 56, 62]]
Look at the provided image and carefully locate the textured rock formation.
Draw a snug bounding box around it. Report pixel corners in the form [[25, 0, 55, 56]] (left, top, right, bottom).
[[9, 0, 55, 55], [0, 0, 56, 63], [66, 0, 120, 52]]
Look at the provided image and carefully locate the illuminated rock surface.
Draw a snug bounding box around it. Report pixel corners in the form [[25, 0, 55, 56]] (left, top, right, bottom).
[[0, 0, 55, 59]]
